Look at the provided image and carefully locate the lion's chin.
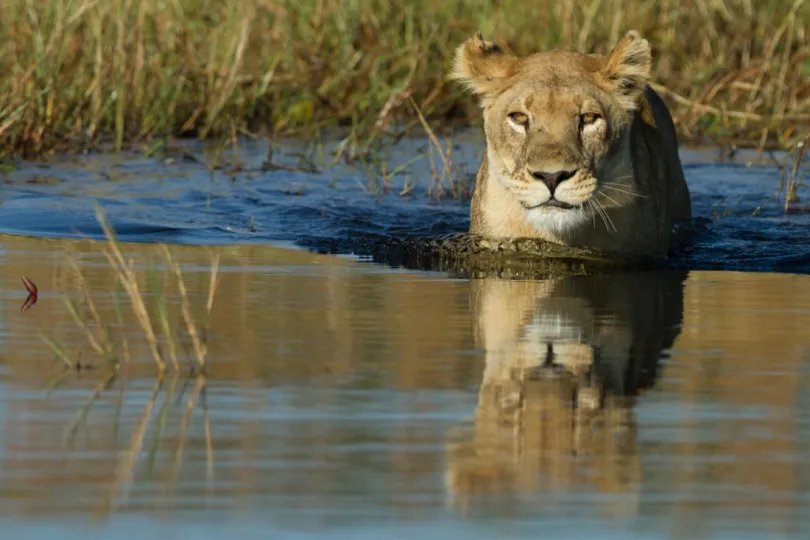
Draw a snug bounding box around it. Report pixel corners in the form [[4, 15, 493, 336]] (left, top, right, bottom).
[[524, 203, 590, 235]]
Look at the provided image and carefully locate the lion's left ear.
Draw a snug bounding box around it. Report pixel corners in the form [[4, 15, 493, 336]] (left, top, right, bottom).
[[601, 31, 652, 111], [450, 32, 518, 106]]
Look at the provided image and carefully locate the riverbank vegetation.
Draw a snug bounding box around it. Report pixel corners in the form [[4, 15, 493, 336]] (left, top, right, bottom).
[[1, 0, 809, 158]]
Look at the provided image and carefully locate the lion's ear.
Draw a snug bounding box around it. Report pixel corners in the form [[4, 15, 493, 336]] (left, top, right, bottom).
[[450, 32, 518, 105], [602, 30, 651, 111]]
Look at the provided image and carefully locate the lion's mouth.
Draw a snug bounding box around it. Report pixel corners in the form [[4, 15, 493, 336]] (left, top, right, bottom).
[[544, 199, 577, 210], [527, 199, 580, 210]]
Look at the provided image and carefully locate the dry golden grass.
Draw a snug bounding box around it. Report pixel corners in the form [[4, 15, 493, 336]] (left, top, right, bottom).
[[33, 212, 221, 516], [43, 206, 221, 376]]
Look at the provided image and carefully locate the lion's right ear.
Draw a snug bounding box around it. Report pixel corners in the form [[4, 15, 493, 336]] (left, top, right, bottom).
[[601, 30, 652, 111], [450, 32, 518, 104]]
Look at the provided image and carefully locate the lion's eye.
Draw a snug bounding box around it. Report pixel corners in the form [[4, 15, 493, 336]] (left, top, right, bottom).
[[508, 112, 529, 127], [580, 113, 601, 126]]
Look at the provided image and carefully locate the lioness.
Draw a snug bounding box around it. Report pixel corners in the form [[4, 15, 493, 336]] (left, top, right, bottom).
[[451, 31, 692, 259]]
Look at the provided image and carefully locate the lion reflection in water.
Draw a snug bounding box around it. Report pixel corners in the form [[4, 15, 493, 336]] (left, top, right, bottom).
[[446, 271, 687, 514]]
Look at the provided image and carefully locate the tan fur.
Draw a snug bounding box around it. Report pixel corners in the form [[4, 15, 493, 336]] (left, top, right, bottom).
[[451, 31, 692, 259]]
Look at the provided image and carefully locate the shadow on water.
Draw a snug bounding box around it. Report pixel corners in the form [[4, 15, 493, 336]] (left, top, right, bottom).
[[446, 270, 686, 516]]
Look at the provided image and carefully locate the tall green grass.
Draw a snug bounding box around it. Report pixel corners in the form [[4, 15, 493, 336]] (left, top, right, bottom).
[[1, 0, 809, 158]]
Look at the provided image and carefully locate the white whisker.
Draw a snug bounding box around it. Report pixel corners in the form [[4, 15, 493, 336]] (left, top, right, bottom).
[[602, 181, 636, 188], [602, 185, 647, 198], [589, 199, 610, 232], [594, 199, 617, 233], [599, 191, 622, 207]]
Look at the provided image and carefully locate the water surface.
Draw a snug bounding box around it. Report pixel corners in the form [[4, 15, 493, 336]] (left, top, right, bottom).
[[0, 135, 809, 538], [1, 134, 808, 272], [0, 235, 808, 539]]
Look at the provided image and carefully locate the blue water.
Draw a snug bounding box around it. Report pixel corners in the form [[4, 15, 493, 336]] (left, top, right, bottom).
[[0, 135, 809, 540], [0, 134, 808, 273]]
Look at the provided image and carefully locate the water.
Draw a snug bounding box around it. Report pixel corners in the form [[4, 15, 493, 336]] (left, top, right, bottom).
[[0, 134, 809, 539], [1, 134, 808, 271]]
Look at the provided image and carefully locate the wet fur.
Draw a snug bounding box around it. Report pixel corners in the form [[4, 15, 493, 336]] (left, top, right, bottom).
[[452, 31, 692, 259]]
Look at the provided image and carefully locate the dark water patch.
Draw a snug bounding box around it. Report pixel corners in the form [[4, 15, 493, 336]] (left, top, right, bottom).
[[0, 135, 807, 274]]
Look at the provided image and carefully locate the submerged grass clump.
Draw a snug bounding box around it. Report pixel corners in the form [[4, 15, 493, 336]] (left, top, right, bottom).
[[39, 209, 220, 516], [1, 0, 810, 158], [779, 134, 809, 213], [43, 206, 221, 378]]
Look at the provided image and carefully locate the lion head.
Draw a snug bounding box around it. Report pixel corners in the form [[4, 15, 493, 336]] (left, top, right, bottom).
[[451, 31, 655, 236]]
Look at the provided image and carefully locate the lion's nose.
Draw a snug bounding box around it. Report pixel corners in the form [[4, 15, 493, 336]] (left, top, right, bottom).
[[529, 169, 577, 193]]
